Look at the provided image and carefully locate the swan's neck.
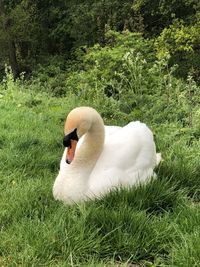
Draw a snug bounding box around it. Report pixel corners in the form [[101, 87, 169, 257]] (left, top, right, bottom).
[[72, 118, 105, 170], [53, 109, 106, 204]]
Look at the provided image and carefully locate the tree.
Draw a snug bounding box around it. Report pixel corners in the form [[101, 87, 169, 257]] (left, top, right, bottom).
[[0, 0, 20, 79], [133, 0, 199, 36]]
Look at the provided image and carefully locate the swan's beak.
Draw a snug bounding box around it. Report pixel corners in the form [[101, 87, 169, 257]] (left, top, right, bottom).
[[66, 140, 77, 164]]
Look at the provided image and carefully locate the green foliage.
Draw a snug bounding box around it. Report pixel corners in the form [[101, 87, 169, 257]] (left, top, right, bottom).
[[27, 30, 200, 132], [62, 31, 200, 129], [155, 18, 200, 82], [1, 0, 200, 80], [1, 30, 200, 266], [133, 0, 199, 36], [64, 31, 154, 118]]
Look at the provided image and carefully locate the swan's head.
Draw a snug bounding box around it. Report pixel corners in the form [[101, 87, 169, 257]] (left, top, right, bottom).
[[63, 107, 97, 164]]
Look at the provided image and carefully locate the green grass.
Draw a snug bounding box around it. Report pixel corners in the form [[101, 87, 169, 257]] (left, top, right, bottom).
[[0, 88, 200, 267]]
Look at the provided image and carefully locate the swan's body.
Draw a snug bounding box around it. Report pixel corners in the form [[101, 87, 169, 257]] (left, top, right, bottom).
[[53, 107, 161, 204]]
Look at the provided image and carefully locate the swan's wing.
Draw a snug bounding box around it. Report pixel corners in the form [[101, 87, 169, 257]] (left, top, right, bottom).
[[91, 121, 157, 177], [89, 121, 158, 195], [104, 125, 122, 135], [112, 121, 156, 169]]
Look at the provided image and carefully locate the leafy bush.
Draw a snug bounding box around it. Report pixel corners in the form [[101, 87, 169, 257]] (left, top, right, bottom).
[[3, 30, 200, 129], [155, 19, 200, 82]]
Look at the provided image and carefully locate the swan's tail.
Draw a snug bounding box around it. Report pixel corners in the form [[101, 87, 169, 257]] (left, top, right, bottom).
[[156, 153, 162, 165]]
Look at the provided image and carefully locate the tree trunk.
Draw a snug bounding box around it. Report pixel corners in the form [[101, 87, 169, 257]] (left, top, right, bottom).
[[8, 39, 20, 79], [0, 0, 20, 79]]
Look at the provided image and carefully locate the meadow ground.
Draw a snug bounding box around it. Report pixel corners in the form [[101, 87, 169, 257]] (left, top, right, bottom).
[[0, 88, 200, 267]]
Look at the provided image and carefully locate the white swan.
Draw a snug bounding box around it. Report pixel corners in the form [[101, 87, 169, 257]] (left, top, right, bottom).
[[53, 107, 161, 204]]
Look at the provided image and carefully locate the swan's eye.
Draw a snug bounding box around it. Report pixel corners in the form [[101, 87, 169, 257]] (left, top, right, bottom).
[[63, 128, 78, 148], [63, 136, 71, 148]]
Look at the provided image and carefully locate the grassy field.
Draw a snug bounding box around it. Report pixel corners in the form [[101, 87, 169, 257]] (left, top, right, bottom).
[[0, 83, 200, 266]]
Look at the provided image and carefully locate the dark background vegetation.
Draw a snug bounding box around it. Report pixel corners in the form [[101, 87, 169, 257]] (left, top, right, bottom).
[[1, 0, 200, 82]]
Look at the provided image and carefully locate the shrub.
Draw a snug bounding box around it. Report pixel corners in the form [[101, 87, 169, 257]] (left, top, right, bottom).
[[155, 19, 200, 82]]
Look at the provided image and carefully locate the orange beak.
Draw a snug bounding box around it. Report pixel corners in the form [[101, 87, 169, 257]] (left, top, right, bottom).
[[66, 140, 77, 164]]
